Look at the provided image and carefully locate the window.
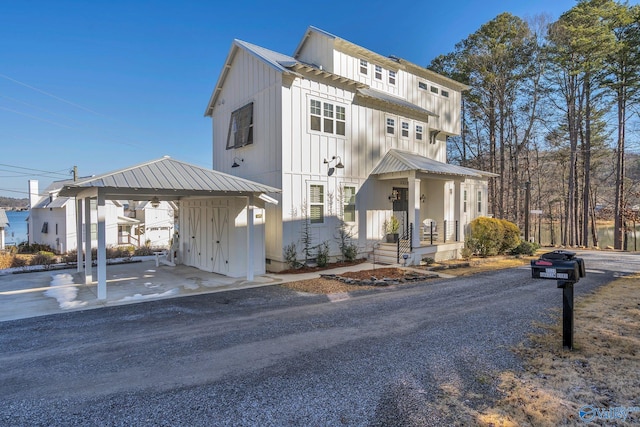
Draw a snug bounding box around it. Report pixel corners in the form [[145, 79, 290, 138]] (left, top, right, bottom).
[[477, 191, 482, 213], [401, 121, 409, 138], [323, 103, 334, 134], [55, 223, 58, 235], [415, 124, 423, 141], [309, 184, 324, 224], [418, 81, 428, 90], [430, 86, 439, 94], [310, 99, 322, 131], [41, 222, 49, 233], [226, 102, 254, 149], [388, 70, 396, 85], [441, 90, 449, 98], [463, 190, 468, 213], [342, 186, 356, 223], [386, 117, 395, 135], [335, 105, 346, 136], [309, 99, 345, 136], [375, 65, 382, 80], [360, 59, 368, 75]]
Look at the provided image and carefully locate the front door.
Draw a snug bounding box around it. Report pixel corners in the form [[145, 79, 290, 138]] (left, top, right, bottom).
[[392, 187, 408, 236]]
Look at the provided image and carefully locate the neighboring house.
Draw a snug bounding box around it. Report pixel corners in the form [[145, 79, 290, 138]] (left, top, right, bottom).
[[27, 180, 175, 253], [205, 26, 495, 270], [121, 200, 177, 248], [0, 209, 8, 250]]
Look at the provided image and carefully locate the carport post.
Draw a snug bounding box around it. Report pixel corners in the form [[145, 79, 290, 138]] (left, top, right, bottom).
[[96, 192, 107, 300], [76, 199, 83, 272], [246, 194, 254, 282], [84, 197, 92, 284]]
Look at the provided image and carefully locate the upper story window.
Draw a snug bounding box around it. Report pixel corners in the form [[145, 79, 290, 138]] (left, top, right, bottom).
[[309, 99, 346, 136], [342, 186, 356, 223], [309, 184, 325, 224], [418, 81, 428, 90], [430, 86, 439, 95], [463, 190, 468, 213], [360, 59, 368, 75], [375, 65, 383, 80], [386, 117, 395, 135], [401, 121, 410, 138], [441, 89, 449, 98], [388, 70, 396, 85], [415, 124, 423, 141], [226, 102, 254, 149]]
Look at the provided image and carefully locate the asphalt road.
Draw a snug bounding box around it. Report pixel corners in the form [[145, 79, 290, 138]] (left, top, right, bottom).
[[1, 251, 638, 426]]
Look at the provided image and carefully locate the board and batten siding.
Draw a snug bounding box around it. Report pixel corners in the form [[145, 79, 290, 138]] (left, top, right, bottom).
[[211, 48, 283, 190], [295, 31, 335, 74]]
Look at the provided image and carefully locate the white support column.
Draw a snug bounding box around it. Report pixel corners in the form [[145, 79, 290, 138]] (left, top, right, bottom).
[[76, 198, 83, 272], [246, 194, 255, 282], [408, 172, 421, 246], [96, 192, 107, 300], [84, 197, 92, 284]]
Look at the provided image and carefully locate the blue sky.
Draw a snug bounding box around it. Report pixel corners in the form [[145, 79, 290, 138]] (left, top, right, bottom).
[[0, 0, 597, 198]]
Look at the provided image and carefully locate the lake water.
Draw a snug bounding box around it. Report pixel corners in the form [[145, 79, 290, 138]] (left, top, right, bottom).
[[4, 210, 29, 245]]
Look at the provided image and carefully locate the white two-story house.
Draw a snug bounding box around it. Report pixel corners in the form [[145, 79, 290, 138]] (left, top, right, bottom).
[[205, 26, 494, 270]]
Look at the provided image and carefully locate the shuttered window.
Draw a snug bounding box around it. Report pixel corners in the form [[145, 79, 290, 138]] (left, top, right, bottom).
[[343, 186, 356, 223], [41, 222, 49, 233], [226, 102, 254, 149], [309, 184, 324, 224]]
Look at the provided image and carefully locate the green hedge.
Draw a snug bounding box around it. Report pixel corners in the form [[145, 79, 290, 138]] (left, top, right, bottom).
[[468, 217, 521, 257]]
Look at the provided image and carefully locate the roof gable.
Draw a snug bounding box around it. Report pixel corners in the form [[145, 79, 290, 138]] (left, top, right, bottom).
[[205, 40, 300, 117]]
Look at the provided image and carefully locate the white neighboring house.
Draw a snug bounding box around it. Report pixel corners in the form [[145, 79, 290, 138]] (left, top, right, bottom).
[[27, 180, 175, 253], [205, 26, 495, 270], [0, 209, 8, 250], [123, 200, 176, 248]]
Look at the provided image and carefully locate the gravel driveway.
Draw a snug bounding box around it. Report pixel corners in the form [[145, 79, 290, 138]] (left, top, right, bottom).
[[1, 250, 637, 426]]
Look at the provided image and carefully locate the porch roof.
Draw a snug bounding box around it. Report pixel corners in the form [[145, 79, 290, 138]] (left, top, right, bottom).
[[370, 149, 498, 178], [58, 156, 281, 200]]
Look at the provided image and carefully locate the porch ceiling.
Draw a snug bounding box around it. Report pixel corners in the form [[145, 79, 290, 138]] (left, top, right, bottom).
[[370, 149, 498, 179]]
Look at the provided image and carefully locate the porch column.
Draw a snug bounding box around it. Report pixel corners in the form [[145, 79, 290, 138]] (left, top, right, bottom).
[[76, 198, 83, 272], [96, 191, 107, 300], [246, 194, 254, 282], [84, 197, 92, 284], [408, 172, 421, 245]]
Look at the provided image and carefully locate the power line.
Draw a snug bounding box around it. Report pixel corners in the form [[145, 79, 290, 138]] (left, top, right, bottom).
[[0, 163, 70, 177]]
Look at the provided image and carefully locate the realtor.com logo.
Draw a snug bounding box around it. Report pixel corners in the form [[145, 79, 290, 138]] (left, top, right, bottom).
[[579, 405, 640, 422]]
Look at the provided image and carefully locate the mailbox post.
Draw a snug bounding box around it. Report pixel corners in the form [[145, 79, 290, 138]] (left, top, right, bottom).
[[531, 250, 586, 350]]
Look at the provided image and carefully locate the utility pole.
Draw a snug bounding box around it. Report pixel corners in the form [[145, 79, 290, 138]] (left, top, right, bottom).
[[73, 166, 78, 182], [524, 181, 530, 242]]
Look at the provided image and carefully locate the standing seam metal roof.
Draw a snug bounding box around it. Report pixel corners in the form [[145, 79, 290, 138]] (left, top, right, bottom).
[[0, 209, 8, 227], [371, 149, 497, 178], [60, 157, 281, 195]]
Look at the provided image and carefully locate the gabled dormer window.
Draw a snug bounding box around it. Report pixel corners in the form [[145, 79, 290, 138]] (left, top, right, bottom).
[[360, 59, 368, 75], [389, 70, 396, 85], [226, 102, 254, 149], [375, 65, 383, 80]]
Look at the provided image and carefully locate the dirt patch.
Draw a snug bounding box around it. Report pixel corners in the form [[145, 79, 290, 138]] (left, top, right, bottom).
[[420, 256, 536, 277], [276, 258, 367, 274]]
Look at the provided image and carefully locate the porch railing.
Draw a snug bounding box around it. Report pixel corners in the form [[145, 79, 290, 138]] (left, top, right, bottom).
[[397, 223, 413, 263], [420, 220, 460, 245]]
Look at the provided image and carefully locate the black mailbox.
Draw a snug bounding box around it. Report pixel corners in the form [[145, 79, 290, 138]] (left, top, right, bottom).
[[530, 250, 587, 350], [531, 250, 585, 282]]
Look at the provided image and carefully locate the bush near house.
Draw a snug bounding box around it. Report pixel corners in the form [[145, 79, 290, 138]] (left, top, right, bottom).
[[468, 217, 521, 257], [29, 251, 57, 268]]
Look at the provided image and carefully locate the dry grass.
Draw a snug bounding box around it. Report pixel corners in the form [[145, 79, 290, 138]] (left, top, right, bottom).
[[441, 256, 536, 277], [476, 273, 640, 426]]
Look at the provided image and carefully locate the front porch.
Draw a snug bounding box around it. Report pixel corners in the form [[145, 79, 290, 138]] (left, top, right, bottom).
[[372, 220, 465, 265]]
